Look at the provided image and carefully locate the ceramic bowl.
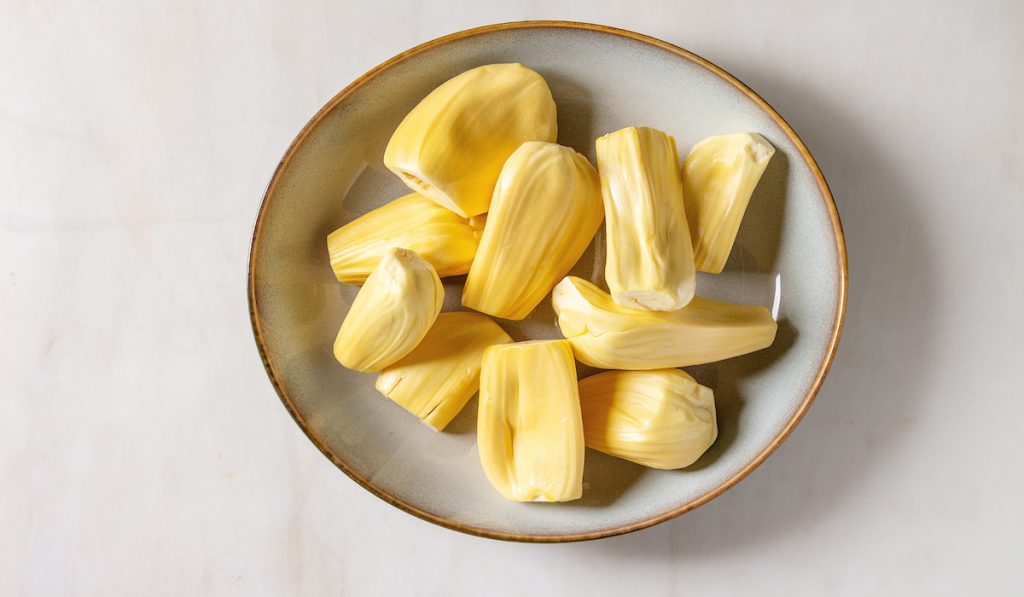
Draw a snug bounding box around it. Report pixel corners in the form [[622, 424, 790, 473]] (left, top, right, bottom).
[[248, 21, 847, 542]]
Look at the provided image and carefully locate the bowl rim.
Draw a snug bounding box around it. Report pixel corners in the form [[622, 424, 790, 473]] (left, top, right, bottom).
[[247, 20, 848, 543]]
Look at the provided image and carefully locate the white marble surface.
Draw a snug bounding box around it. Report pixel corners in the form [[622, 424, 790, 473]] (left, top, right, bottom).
[[2, 1, 1022, 595]]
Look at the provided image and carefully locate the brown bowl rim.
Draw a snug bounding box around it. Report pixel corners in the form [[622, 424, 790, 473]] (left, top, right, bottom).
[[247, 20, 849, 543]]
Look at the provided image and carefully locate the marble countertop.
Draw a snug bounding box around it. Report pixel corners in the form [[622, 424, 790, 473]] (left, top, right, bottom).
[[3, 2, 1021, 595]]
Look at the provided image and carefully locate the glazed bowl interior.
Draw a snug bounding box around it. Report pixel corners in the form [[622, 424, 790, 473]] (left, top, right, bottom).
[[249, 22, 845, 542]]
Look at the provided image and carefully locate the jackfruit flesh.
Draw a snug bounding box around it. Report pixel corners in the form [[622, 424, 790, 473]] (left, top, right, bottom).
[[333, 248, 443, 372], [682, 133, 775, 274], [551, 276, 777, 370], [327, 193, 484, 284], [375, 312, 512, 431], [462, 141, 603, 320], [383, 63, 557, 218], [596, 126, 695, 311], [578, 369, 717, 469], [477, 340, 585, 502]]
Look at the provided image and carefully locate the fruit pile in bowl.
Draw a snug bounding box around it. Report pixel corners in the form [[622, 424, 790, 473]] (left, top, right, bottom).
[[326, 63, 778, 503]]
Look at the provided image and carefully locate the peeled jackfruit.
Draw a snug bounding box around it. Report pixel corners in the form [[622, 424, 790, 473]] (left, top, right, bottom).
[[326, 193, 484, 284], [383, 63, 557, 218], [551, 276, 777, 370], [462, 141, 603, 320], [375, 312, 512, 431], [595, 126, 695, 311], [477, 340, 585, 502], [682, 133, 775, 274], [333, 248, 443, 372], [578, 369, 717, 469]]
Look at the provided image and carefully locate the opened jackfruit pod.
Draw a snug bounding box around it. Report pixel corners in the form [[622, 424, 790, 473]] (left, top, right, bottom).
[[596, 126, 695, 311], [333, 248, 443, 372], [682, 133, 776, 274], [463, 141, 603, 320], [478, 340, 585, 502], [383, 63, 557, 218], [375, 312, 512, 431], [326, 193, 484, 284], [579, 369, 717, 470], [552, 276, 777, 370]]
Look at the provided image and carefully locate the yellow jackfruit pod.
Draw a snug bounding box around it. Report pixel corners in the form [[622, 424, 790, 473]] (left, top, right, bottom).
[[383, 63, 557, 218], [595, 126, 695, 311], [463, 141, 603, 320], [551, 276, 777, 370], [682, 133, 776, 273], [578, 369, 717, 469], [326, 193, 484, 284], [333, 248, 443, 372], [478, 340, 585, 502], [375, 312, 512, 431]]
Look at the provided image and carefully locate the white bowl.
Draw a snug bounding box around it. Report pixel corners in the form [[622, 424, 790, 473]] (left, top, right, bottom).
[[248, 21, 847, 542]]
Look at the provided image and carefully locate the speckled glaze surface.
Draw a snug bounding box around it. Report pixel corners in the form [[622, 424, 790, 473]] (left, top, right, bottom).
[[248, 22, 846, 542]]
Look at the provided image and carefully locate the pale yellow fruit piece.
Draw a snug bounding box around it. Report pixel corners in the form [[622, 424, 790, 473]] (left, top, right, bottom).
[[596, 126, 695, 311], [478, 340, 585, 502], [333, 248, 443, 372], [383, 63, 557, 218], [375, 312, 512, 431], [682, 133, 776, 274], [463, 141, 603, 320], [326, 193, 484, 285], [551, 276, 777, 370], [578, 369, 717, 469]]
